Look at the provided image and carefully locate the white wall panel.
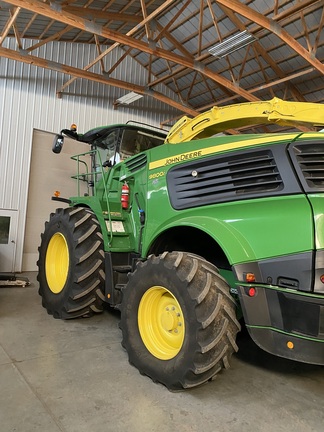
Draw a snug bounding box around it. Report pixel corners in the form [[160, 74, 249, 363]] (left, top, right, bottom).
[[0, 38, 181, 271]]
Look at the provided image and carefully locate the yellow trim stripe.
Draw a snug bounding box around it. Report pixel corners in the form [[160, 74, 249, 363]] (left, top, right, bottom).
[[149, 134, 305, 170]]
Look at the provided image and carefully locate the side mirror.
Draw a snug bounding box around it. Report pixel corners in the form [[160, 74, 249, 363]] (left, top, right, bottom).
[[52, 134, 64, 154]]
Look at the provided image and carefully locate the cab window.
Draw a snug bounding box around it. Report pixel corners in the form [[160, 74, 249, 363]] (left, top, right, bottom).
[[120, 129, 164, 159]]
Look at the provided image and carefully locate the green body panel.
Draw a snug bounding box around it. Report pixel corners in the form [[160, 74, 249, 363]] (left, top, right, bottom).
[[69, 131, 317, 266], [142, 194, 313, 264]]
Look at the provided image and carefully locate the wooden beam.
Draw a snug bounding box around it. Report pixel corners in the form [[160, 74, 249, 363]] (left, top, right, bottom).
[[26, 26, 73, 52], [107, 46, 133, 76], [3, 0, 259, 102], [10, 8, 22, 49], [0, 6, 21, 46], [215, 0, 324, 74], [139, 0, 151, 40], [153, 0, 191, 43], [62, 6, 143, 23], [198, 67, 316, 112], [94, 34, 106, 73], [59, 0, 175, 92], [198, 0, 204, 57], [0, 45, 199, 117], [218, 3, 307, 101], [313, 5, 324, 54], [155, 22, 191, 58]]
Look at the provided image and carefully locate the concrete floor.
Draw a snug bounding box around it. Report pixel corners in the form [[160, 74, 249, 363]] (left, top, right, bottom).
[[1, 273, 324, 432]]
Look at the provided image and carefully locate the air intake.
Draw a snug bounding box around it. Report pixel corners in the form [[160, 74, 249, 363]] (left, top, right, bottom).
[[125, 154, 147, 173], [167, 150, 283, 210], [292, 143, 324, 190]]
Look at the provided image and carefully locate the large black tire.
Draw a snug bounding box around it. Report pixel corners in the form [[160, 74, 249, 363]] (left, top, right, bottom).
[[37, 207, 105, 319], [120, 251, 241, 390]]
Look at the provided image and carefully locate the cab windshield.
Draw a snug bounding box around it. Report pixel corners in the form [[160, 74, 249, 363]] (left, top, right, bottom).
[[92, 126, 166, 166]]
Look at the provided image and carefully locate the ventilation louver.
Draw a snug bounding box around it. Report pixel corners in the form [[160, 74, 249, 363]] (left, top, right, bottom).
[[167, 150, 283, 210], [125, 153, 147, 173], [292, 143, 324, 191]]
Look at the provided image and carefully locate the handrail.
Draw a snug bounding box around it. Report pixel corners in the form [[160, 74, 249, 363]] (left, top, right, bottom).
[[70, 150, 113, 245], [70, 156, 89, 197]]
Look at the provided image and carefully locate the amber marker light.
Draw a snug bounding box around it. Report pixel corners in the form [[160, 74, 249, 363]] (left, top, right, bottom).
[[320, 274, 324, 284], [70, 123, 77, 131], [54, 190, 60, 197], [287, 341, 294, 350], [246, 273, 256, 283]]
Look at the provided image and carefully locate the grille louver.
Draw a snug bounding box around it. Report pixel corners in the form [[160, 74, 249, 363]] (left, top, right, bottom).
[[292, 143, 324, 190], [125, 153, 147, 173], [167, 150, 283, 210]]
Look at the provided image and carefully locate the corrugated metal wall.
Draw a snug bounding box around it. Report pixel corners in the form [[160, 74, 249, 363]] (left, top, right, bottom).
[[0, 38, 181, 271]]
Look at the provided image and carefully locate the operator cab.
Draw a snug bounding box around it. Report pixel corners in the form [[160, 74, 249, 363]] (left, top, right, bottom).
[[53, 122, 167, 168], [90, 123, 167, 168]]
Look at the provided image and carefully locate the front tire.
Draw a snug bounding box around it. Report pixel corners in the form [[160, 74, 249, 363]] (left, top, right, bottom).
[[37, 207, 105, 319], [120, 252, 241, 390]]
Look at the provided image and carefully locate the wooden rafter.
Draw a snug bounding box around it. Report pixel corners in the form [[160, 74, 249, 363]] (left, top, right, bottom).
[[313, 6, 324, 54], [164, 0, 324, 101], [218, 3, 307, 102], [26, 26, 73, 52], [0, 45, 199, 116], [94, 35, 106, 74], [85, 1, 137, 45], [3, 0, 259, 102], [107, 46, 134, 76], [58, 0, 175, 93], [152, 0, 322, 79], [0, 0, 322, 120], [21, 12, 37, 38], [215, 0, 324, 74], [198, 0, 204, 57], [139, 0, 151, 41], [0, 6, 20, 46], [162, 0, 317, 104], [153, 0, 191, 43], [199, 67, 316, 112], [156, 38, 188, 106], [62, 6, 143, 24], [10, 8, 22, 49]]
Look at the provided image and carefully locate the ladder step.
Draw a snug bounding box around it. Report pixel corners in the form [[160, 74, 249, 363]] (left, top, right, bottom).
[[113, 265, 132, 273]]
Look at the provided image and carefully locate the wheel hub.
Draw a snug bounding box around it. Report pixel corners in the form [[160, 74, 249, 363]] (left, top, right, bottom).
[[161, 307, 181, 332], [138, 286, 185, 360]]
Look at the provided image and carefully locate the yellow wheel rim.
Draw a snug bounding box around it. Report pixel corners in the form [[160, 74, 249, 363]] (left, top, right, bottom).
[[45, 233, 69, 294], [138, 286, 185, 360]]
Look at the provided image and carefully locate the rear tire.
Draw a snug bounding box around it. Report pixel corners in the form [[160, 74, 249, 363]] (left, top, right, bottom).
[[120, 251, 241, 390], [37, 207, 105, 319]]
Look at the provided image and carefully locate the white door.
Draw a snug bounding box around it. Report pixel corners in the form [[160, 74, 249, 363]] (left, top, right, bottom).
[[0, 209, 18, 273], [23, 130, 89, 271]]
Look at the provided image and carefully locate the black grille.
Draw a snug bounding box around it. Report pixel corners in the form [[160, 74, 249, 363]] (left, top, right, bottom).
[[167, 150, 283, 209], [291, 143, 324, 190], [125, 154, 147, 173]]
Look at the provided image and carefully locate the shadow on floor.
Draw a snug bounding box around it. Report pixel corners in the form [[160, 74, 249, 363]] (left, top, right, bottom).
[[235, 324, 323, 376]]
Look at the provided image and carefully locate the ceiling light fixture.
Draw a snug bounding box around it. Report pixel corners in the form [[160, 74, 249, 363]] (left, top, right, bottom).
[[208, 30, 258, 58], [116, 91, 143, 105]]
